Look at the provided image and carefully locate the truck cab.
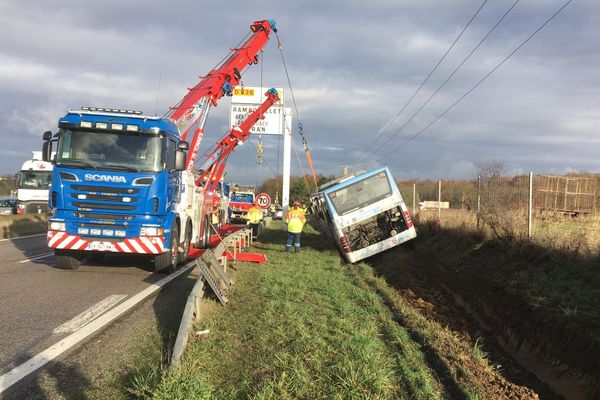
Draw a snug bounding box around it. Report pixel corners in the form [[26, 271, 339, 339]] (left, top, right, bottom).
[[43, 107, 190, 271], [228, 190, 255, 224], [16, 152, 53, 214]]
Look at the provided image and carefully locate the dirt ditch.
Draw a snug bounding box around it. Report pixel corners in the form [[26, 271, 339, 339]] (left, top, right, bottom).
[[370, 225, 599, 400]]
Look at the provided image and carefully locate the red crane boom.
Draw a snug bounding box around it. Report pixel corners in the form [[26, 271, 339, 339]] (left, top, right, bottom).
[[198, 88, 280, 190], [167, 19, 277, 172]]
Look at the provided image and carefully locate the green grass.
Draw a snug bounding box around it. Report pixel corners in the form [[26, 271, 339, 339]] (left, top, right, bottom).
[[138, 221, 509, 400]]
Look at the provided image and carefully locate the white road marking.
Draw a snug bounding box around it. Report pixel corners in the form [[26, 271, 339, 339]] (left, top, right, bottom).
[[53, 294, 127, 334], [18, 252, 54, 264], [0, 261, 195, 393], [0, 233, 47, 243]]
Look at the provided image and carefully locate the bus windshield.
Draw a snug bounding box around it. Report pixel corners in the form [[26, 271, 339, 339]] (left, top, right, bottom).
[[327, 171, 392, 215], [18, 170, 52, 189], [55, 129, 162, 173]]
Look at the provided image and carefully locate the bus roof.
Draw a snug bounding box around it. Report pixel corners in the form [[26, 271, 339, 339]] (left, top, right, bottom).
[[315, 167, 390, 194]]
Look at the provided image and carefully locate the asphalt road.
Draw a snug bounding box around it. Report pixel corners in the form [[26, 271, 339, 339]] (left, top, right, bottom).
[[0, 233, 189, 381]]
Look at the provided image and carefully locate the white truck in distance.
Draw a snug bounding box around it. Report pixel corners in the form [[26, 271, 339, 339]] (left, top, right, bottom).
[[17, 151, 53, 214]]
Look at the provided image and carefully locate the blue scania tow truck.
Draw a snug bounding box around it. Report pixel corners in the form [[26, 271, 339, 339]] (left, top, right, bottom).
[[42, 107, 191, 272], [39, 20, 278, 272]]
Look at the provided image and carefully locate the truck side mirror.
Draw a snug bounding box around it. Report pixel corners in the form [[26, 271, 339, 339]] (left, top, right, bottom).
[[43, 131, 52, 141], [42, 141, 52, 162], [174, 149, 187, 171]]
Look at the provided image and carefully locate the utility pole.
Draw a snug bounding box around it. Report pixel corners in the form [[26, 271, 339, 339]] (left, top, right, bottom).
[[528, 172, 533, 239], [339, 165, 352, 177], [282, 109, 292, 229], [438, 179, 442, 221], [412, 183, 416, 215], [477, 175, 481, 230]]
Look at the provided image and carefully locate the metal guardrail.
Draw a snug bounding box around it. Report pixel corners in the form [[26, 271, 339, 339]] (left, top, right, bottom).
[[170, 228, 251, 367]]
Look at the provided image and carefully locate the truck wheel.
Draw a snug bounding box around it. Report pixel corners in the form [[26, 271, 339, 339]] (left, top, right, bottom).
[[154, 225, 179, 274], [178, 223, 192, 264], [55, 249, 81, 270], [88, 252, 105, 263]]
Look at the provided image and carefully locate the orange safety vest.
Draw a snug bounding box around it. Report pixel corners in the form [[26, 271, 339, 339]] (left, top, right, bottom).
[[285, 207, 306, 233], [246, 206, 263, 224]]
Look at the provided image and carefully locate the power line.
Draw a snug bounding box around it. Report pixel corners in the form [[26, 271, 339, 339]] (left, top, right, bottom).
[[354, 0, 520, 166], [364, 0, 574, 168], [348, 0, 490, 165]]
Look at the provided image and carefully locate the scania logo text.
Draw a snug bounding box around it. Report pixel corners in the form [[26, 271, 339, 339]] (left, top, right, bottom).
[[84, 174, 126, 183]]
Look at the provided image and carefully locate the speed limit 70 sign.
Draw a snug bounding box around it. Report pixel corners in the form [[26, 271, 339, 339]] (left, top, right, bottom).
[[255, 193, 271, 209]]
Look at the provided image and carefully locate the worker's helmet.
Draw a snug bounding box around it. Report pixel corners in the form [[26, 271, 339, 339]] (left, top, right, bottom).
[[293, 200, 301, 206]]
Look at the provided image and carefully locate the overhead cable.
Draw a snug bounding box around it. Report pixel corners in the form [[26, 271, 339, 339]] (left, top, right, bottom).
[[348, 0, 490, 165], [355, 0, 521, 165], [364, 0, 575, 167]]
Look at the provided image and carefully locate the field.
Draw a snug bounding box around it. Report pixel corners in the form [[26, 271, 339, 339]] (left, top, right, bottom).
[[131, 221, 550, 400], [398, 210, 600, 399], [112, 208, 600, 400]]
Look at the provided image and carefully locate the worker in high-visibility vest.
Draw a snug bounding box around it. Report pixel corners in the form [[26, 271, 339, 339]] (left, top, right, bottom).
[[285, 200, 306, 253], [245, 201, 264, 240]]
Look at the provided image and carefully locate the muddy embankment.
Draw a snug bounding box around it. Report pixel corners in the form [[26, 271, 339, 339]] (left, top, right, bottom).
[[371, 219, 600, 400]]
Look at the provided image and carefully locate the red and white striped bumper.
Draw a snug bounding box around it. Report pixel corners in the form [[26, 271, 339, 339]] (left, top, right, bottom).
[[47, 231, 165, 254]]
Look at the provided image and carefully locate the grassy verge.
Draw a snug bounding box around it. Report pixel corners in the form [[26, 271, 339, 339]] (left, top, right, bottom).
[[142, 221, 532, 400]]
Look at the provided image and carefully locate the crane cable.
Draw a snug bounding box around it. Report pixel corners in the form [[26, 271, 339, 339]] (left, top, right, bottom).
[[275, 31, 318, 190], [362, 0, 575, 168]]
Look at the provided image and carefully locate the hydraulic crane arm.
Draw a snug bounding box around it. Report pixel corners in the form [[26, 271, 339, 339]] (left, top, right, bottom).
[[167, 19, 277, 172], [197, 88, 280, 190]]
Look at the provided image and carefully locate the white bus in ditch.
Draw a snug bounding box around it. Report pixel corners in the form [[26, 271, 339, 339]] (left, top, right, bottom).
[[310, 167, 416, 263]]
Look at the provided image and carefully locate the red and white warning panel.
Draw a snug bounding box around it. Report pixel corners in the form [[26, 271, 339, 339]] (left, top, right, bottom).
[[47, 231, 165, 254]]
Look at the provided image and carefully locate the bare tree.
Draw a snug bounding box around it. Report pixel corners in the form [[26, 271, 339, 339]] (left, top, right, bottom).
[[475, 160, 505, 180]]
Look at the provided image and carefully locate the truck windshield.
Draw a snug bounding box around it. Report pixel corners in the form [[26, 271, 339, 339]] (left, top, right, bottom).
[[55, 129, 162, 172], [327, 171, 392, 215], [17, 170, 52, 189]]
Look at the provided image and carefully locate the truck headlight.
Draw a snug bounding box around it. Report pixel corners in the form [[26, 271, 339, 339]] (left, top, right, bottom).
[[49, 222, 66, 231], [140, 226, 164, 236]]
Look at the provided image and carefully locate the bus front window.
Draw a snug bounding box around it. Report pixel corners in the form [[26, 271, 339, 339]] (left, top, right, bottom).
[[328, 171, 392, 215]]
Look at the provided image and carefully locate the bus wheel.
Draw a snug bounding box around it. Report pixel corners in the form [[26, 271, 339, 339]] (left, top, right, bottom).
[[154, 225, 178, 274], [55, 249, 81, 270]]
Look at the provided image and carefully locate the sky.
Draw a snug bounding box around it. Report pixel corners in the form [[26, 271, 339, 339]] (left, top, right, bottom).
[[0, 0, 598, 185]]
